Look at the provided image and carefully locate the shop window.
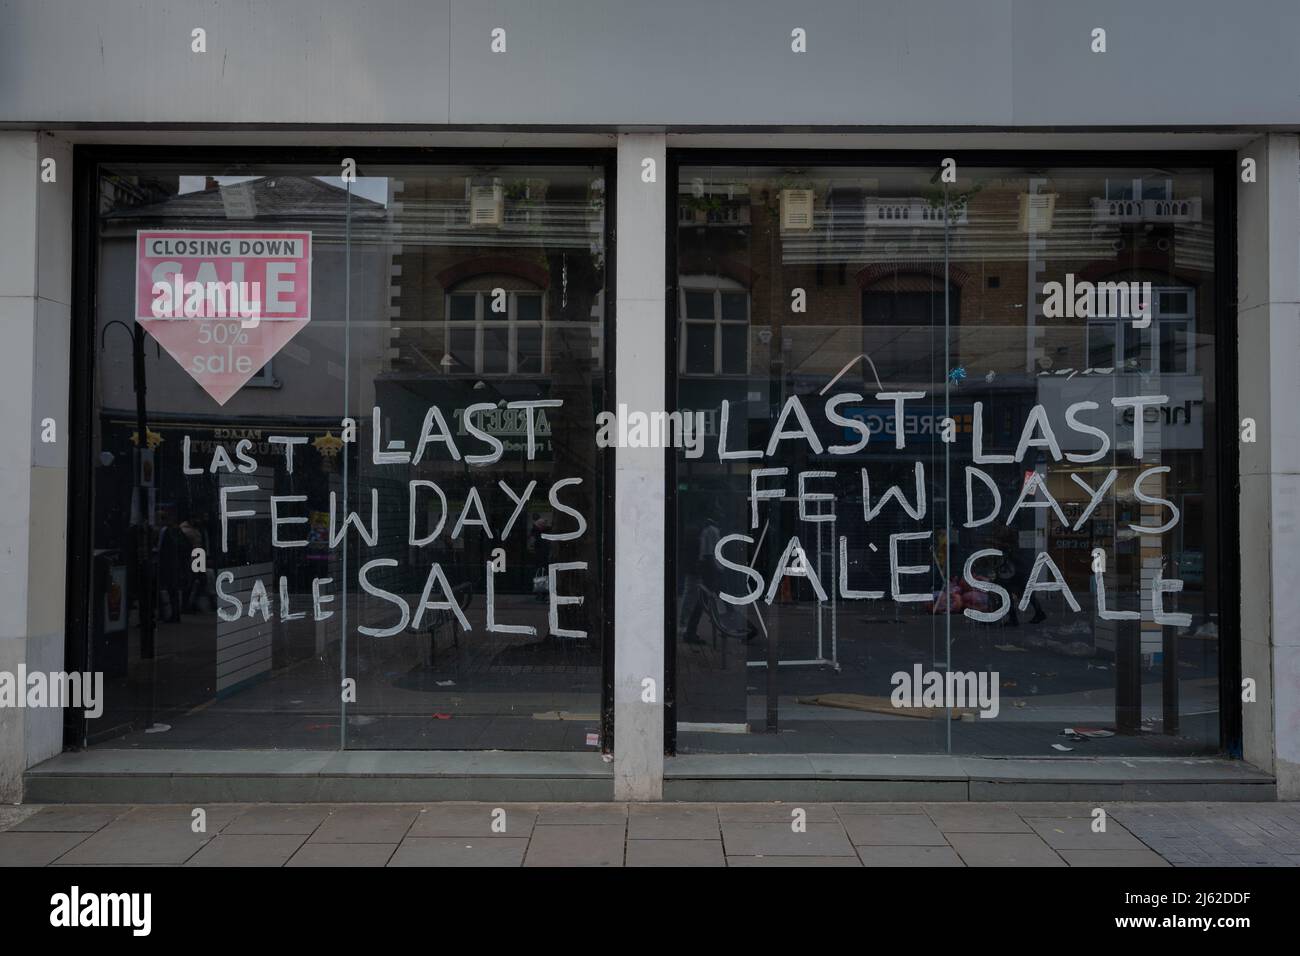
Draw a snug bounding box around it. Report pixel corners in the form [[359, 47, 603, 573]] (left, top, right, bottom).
[[77, 160, 609, 754], [672, 161, 1222, 760]]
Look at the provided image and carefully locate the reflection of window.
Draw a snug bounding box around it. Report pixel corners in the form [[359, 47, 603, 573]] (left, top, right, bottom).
[[1105, 177, 1172, 201], [1085, 284, 1194, 374], [244, 358, 278, 389], [444, 289, 545, 375], [679, 278, 749, 376], [862, 287, 959, 326]]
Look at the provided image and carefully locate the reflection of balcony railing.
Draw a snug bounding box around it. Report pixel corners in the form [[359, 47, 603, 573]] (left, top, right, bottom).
[[864, 198, 967, 227], [678, 204, 752, 226], [1090, 197, 1202, 223]]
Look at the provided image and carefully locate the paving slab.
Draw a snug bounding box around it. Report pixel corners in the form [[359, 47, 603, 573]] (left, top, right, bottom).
[[628, 805, 719, 840], [727, 855, 861, 867], [923, 804, 1032, 833], [1025, 816, 1147, 850], [53, 806, 241, 865], [286, 843, 396, 866], [0, 806, 38, 831], [716, 802, 837, 823], [720, 821, 856, 857], [948, 832, 1066, 866], [408, 804, 537, 838], [626, 839, 724, 867], [225, 805, 331, 835], [1059, 848, 1171, 867], [856, 845, 965, 866], [389, 837, 528, 867], [307, 806, 419, 844], [0, 831, 90, 866], [524, 824, 625, 866], [535, 803, 628, 825], [186, 834, 307, 866], [841, 814, 949, 846], [8, 805, 128, 832], [833, 803, 928, 815]]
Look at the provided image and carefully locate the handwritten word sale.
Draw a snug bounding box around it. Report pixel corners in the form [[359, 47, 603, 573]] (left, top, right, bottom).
[[712, 390, 1192, 626], [191, 402, 590, 638]]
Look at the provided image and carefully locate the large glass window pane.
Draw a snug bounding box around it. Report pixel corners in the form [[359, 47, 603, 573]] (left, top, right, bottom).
[[673, 161, 1220, 757], [84, 161, 609, 753]]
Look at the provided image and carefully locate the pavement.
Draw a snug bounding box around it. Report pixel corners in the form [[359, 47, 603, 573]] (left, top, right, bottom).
[[2, 801, 1299, 867]]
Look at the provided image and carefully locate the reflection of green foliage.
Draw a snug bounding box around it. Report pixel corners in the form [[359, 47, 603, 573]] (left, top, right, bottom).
[[682, 194, 725, 214], [586, 180, 606, 272], [921, 180, 984, 212]]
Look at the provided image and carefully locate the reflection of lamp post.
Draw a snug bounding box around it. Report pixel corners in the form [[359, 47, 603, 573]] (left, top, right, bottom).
[[102, 320, 162, 733], [102, 321, 159, 660]]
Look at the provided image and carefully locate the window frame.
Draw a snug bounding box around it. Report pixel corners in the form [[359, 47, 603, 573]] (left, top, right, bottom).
[[665, 148, 1239, 758], [1084, 283, 1196, 375], [67, 145, 618, 754], [677, 275, 751, 377], [443, 288, 547, 376]]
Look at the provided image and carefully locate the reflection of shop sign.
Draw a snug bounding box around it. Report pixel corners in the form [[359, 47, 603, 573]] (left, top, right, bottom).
[[842, 405, 973, 446], [135, 230, 312, 405], [458, 405, 553, 453], [1038, 376, 1204, 451]]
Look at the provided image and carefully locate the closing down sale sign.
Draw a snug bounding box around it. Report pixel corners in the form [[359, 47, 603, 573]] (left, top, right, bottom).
[[135, 230, 312, 405]]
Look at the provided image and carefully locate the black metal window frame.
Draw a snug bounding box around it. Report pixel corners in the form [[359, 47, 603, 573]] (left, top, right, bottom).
[[663, 148, 1240, 757], [65, 145, 619, 754]]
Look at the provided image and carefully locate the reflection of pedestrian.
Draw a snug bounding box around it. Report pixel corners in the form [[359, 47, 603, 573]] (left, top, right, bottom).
[[993, 526, 1046, 626], [156, 510, 186, 623], [683, 512, 722, 644], [531, 514, 552, 602], [180, 515, 207, 612]]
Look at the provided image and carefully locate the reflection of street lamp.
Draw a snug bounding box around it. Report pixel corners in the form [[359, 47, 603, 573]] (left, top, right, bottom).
[[102, 319, 165, 734], [101, 321, 159, 663]]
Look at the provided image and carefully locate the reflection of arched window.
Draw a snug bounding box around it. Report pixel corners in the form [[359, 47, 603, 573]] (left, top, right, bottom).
[[444, 276, 545, 375], [679, 275, 750, 376], [861, 270, 960, 327]]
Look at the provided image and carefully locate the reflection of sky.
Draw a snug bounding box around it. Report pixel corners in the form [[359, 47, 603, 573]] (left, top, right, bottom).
[[178, 175, 389, 206]]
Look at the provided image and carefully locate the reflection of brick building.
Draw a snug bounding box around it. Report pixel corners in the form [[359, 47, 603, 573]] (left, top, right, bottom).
[[677, 170, 1214, 387], [361, 169, 609, 627], [384, 170, 606, 378], [674, 165, 1221, 738]]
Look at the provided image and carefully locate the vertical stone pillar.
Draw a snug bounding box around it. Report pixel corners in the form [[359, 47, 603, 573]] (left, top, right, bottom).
[[612, 134, 666, 800], [1238, 134, 1300, 798], [0, 132, 73, 801]]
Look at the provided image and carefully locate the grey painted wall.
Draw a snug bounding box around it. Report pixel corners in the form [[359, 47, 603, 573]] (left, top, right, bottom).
[[2, 0, 1298, 128]]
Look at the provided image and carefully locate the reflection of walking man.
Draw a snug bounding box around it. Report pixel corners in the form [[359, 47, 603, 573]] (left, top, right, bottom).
[[993, 525, 1047, 626], [156, 511, 186, 624], [683, 513, 721, 645]]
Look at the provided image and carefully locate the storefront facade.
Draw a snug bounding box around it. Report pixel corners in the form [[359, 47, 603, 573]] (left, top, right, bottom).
[[1, 1, 1298, 802]]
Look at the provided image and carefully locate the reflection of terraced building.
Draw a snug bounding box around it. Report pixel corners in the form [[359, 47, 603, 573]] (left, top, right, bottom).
[[673, 165, 1222, 749]]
